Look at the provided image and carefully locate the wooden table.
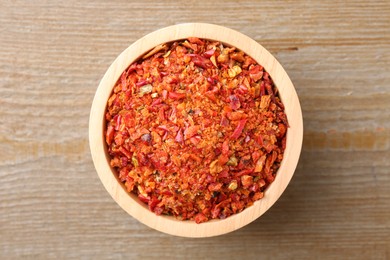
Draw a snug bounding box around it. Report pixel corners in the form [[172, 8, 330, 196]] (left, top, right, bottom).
[[1, 1, 389, 259]]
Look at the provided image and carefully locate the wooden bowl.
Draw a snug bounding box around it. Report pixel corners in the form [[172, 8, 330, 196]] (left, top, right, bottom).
[[89, 23, 303, 237]]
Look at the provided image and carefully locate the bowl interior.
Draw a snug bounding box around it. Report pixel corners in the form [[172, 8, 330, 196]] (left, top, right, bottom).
[[89, 23, 303, 237]]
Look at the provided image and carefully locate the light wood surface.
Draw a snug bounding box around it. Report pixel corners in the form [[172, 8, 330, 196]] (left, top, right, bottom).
[[1, 0, 389, 258], [89, 23, 303, 237]]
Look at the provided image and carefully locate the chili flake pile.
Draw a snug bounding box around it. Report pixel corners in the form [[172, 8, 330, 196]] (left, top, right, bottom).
[[105, 38, 288, 223]]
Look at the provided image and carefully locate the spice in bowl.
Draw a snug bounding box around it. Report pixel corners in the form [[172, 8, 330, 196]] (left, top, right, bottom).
[[104, 38, 288, 223]]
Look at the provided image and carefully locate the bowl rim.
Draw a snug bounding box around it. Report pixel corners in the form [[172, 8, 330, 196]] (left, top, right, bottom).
[[89, 23, 303, 237]]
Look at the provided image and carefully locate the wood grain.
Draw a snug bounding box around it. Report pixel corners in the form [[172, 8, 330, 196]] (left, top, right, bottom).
[[1, 0, 389, 258]]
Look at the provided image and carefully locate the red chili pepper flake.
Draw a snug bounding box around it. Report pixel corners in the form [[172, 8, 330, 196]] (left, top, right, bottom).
[[188, 54, 213, 69], [229, 95, 241, 110], [184, 125, 200, 140], [140, 133, 152, 145], [105, 38, 288, 223], [106, 125, 114, 145], [230, 119, 247, 140], [175, 128, 184, 144], [168, 91, 186, 100]]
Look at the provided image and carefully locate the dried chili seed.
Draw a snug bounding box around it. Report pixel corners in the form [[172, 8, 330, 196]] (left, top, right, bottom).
[[105, 38, 288, 223], [228, 180, 238, 190]]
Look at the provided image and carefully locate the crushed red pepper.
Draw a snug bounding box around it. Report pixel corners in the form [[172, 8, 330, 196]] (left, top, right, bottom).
[[105, 38, 288, 223]]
